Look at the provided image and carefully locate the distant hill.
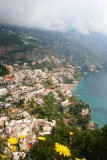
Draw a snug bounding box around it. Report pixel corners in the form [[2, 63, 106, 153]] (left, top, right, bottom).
[[0, 28, 23, 46], [64, 30, 107, 57], [0, 25, 107, 72]]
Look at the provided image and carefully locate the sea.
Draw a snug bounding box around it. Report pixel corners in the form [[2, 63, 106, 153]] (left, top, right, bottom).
[[73, 71, 107, 128]]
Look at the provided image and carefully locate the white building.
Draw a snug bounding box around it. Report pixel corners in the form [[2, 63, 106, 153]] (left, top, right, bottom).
[[0, 88, 8, 97]]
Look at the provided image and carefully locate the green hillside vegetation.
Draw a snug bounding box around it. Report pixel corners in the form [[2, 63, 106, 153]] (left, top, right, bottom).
[[27, 94, 90, 130], [65, 30, 107, 57], [30, 123, 107, 160], [0, 64, 9, 76], [0, 25, 107, 72], [0, 93, 107, 160], [0, 29, 23, 46], [0, 123, 106, 160]]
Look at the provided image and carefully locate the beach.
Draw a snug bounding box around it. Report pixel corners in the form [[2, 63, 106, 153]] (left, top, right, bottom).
[[63, 81, 79, 93]]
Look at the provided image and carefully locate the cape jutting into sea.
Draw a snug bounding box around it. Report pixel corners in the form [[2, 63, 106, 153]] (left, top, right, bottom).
[[73, 72, 107, 127]]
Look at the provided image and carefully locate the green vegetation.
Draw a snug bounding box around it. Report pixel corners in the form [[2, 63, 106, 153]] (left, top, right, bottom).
[[42, 79, 53, 88], [0, 29, 23, 46], [0, 25, 107, 72], [0, 64, 9, 76], [0, 123, 107, 160], [0, 97, 5, 102], [74, 70, 82, 80], [12, 98, 25, 108], [30, 122, 107, 160], [29, 94, 62, 120], [63, 76, 73, 84], [32, 60, 61, 71], [28, 94, 90, 130]]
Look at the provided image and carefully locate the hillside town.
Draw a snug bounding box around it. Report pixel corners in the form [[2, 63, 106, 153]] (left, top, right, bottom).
[[0, 56, 92, 159], [0, 56, 76, 108]]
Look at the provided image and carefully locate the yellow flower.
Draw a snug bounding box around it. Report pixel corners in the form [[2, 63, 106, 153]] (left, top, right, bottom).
[[75, 158, 86, 160], [1, 154, 7, 159], [54, 142, 71, 157], [18, 135, 26, 139], [38, 136, 46, 141], [8, 137, 18, 145], [10, 145, 18, 152], [21, 147, 26, 151], [69, 132, 74, 136]]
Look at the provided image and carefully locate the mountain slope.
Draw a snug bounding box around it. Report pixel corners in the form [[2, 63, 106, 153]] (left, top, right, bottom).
[[65, 30, 107, 57], [0, 25, 107, 72]]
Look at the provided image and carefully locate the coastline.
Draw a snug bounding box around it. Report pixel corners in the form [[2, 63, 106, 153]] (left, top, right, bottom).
[[65, 80, 98, 129], [63, 81, 79, 93]]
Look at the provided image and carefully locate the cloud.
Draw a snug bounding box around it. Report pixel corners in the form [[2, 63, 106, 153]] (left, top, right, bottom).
[[0, 0, 107, 34]]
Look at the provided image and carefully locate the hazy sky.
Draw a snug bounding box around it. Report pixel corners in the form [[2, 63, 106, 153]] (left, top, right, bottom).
[[0, 0, 107, 34]]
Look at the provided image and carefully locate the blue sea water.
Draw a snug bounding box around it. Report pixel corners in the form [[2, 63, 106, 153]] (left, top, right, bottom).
[[73, 72, 107, 127]]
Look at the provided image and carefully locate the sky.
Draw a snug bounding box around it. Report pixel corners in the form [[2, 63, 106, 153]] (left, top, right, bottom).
[[0, 0, 107, 34]]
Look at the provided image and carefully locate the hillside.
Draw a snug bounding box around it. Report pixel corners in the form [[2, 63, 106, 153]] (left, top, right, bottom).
[[0, 25, 107, 160], [64, 30, 107, 58], [0, 25, 107, 72]]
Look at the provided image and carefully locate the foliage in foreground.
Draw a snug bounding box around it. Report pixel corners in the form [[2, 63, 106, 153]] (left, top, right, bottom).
[[0, 122, 107, 160], [30, 123, 107, 160]]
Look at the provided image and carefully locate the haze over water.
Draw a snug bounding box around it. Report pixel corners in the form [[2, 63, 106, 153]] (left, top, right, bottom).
[[73, 72, 107, 127]]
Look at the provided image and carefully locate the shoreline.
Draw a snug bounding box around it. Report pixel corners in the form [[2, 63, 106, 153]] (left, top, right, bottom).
[[63, 81, 79, 93], [64, 81, 98, 129]]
